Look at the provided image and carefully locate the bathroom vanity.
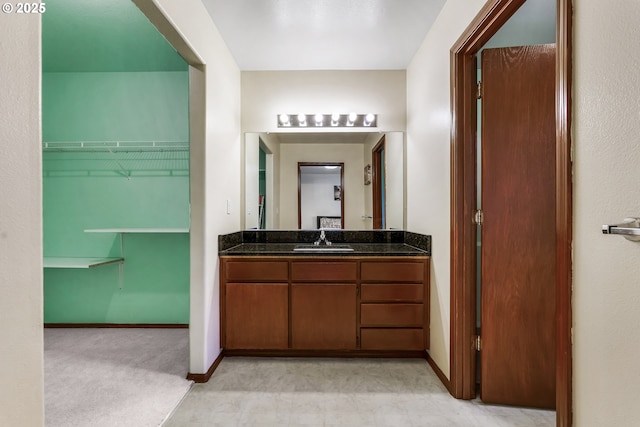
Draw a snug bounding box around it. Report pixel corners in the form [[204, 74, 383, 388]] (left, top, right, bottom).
[[219, 230, 431, 356]]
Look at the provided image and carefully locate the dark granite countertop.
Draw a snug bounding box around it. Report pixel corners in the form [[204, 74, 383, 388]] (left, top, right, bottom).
[[219, 230, 431, 257]]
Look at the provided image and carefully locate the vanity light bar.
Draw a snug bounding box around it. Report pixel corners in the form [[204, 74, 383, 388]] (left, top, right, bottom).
[[277, 113, 377, 128]]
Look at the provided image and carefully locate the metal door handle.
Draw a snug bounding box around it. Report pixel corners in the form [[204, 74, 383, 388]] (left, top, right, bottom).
[[602, 217, 640, 241]]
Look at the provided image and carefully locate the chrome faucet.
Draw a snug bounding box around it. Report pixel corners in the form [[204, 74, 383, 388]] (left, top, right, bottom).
[[314, 230, 332, 246]]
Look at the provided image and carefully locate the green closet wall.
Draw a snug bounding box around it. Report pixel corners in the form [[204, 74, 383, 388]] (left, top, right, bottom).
[[43, 71, 190, 324]]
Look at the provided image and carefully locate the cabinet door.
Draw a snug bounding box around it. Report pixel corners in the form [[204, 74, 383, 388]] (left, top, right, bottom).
[[291, 283, 357, 350], [225, 283, 288, 350]]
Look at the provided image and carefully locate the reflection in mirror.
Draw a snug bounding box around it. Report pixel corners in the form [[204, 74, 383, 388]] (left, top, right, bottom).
[[243, 131, 405, 230], [298, 163, 344, 229], [372, 136, 386, 229]]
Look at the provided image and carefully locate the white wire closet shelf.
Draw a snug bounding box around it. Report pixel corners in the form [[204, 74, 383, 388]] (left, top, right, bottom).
[[42, 141, 189, 152], [42, 141, 190, 177]]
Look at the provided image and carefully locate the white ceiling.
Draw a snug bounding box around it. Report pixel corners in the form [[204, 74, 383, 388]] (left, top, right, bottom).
[[202, 0, 556, 145], [200, 0, 447, 70]]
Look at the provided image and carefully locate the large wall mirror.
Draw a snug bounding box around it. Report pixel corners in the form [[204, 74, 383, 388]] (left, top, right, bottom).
[[243, 131, 405, 230]]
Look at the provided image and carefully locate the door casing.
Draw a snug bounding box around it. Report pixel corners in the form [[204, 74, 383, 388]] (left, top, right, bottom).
[[449, 0, 572, 426], [372, 136, 386, 229]]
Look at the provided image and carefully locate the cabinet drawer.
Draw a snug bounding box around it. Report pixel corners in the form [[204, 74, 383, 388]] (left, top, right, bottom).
[[360, 328, 425, 350], [360, 303, 424, 327], [225, 261, 288, 282], [361, 283, 423, 302], [361, 262, 424, 282], [291, 261, 357, 282]]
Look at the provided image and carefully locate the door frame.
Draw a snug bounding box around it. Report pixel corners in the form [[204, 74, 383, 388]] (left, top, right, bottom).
[[372, 136, 386, 229], [449, 0, 572, 425], [298, 162, 345, 229]]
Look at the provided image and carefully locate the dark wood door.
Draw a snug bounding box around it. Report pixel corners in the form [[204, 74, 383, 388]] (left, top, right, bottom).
[[480, 44, 556, 409], [291, 283, 357, 349], [225, 283, 289, 349]]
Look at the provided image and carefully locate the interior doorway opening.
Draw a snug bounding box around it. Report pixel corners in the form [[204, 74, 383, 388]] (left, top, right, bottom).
[[450, 0, 572, 425], [472, 0, 557, 405], [372, 136, 386, 230], [298, 162, 345, 229]]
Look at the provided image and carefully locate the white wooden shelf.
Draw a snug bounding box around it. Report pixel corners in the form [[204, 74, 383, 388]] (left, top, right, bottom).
[[43, 257, 124, 269], [67, 229, 188, 288], [84, 228, 189, 233], [81, 229, 188, 288]]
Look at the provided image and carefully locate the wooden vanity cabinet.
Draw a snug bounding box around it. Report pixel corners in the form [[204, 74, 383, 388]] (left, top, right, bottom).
[[221, 260, 289, 350], [220, 256, 429, 354]]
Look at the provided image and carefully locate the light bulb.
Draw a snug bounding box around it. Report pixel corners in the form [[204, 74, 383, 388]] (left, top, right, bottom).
[[364, 113, 375, 126], [347, 112, 357, 126]]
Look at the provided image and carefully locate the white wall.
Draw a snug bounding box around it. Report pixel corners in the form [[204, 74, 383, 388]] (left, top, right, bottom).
[[242, 70, 406, 132], [149, 0, 241, 375], [385, 132, 405, 230], [279, 143, 366, 229], [406, 0, 487, 378], [573, 1, 640, 425], [0, 14, 44, 427]]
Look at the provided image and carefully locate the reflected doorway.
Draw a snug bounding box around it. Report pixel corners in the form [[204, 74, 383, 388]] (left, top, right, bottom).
[[298, 162, 344, 229], [372, 136, 386, 229], [259, 146, 267, 229]]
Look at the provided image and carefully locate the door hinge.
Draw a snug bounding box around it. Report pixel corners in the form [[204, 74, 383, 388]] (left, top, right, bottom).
[[476, 81, 482, 99], [474, 210, 483, 225], [474, 335, 482, 351]]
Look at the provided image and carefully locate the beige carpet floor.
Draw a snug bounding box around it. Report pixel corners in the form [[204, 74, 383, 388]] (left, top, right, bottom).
[[44, 328, 191, 427], [164, 357, 555, 427]]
